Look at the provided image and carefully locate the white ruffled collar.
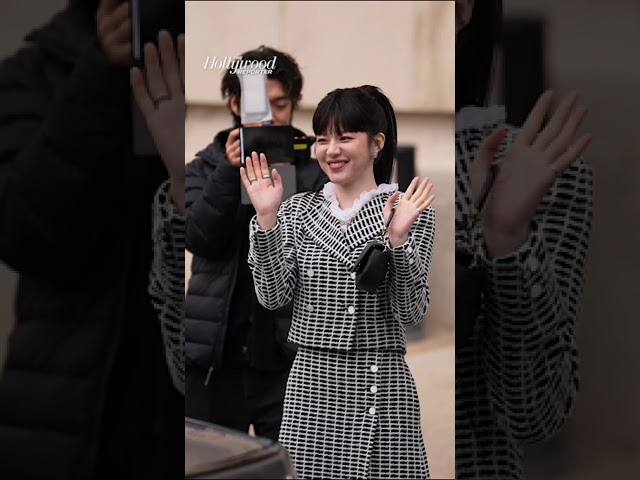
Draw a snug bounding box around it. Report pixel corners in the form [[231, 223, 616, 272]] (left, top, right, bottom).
[[456, 105, 506, 132], [322, 182, 398, 232]]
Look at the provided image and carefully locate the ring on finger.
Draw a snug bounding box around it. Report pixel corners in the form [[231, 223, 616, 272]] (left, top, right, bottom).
[[262, 174, 271, 179], [249, 177, 258, 184], [153, 92, 171, 107]]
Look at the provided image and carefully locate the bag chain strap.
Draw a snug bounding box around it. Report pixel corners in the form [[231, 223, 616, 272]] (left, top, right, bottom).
[[377, 206, 396, 250]]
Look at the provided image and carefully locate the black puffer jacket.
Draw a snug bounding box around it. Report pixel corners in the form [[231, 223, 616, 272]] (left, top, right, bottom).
[[0, 6, 180, 480], [185, 128, 327, 374]]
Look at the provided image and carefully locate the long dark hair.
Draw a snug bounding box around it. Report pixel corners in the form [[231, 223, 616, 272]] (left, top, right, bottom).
[[312, 85, 397, 185], [456, 0, 503, 110]]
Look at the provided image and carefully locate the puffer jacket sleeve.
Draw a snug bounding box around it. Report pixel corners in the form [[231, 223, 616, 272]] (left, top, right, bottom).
[[0, 38, 131, 278], [387, 205, 436, 327], [185, 139, 244, 259]]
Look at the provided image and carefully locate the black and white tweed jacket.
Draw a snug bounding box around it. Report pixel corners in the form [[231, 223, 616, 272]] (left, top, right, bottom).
[[149, 180, 185, 395], [247, 188, 436, 351], [247, 186, 435, 479], [455, 106, 593, 479]]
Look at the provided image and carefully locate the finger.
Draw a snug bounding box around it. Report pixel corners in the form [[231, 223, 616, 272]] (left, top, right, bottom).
[[259, 153, 270, 180], [245, 154, 256, 181], [547, 105, 588, 160], [96, 0, 122, 20], [228, 144, 240, 159], [272, 168, 282, 188], [385, 191, 400, 210], [98, 2, 130, 36], [130, 67, 154, 116], [553, 133, 593, 174], [239, 166, 252, 190], [228, 128, 240, 143], [250, 151, 261, 179], [533, 91, 578, 150], [403, 177, 419, 201], [410, 177, 430, 204], [143, 42, 167, 99], [518, 89, 554, 145], [178, 34, 185, 91], [107, 16, 131, 43], [384, 191, 400, 222], [414, 181, 433, 207], [105, 42, 132, 65], [477, 125, 508, 168], [418, 195, 435, 212], [158, 30, 181, 96]]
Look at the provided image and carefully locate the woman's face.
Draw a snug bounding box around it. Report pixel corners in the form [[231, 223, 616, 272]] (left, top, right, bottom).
[[455, 0, 475, 36], [315, 131, 383, 187]]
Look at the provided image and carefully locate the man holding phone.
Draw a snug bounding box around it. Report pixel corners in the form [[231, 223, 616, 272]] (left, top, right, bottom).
[[185, 46, 327, 441]]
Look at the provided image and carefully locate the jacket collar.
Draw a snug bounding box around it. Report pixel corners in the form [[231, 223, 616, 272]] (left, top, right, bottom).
[[300, 191, 391, 267]]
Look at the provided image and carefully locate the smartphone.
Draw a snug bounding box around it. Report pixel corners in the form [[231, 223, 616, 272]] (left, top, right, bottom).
[[130, 0, 184, 156], [240, 125, 295, 166], [131, 0, 184, 67]]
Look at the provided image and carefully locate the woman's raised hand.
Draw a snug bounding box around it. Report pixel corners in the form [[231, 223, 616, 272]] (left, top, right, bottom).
[[130, 31, 185, 213], [472, 90, 592, 257], [240, 151, 284, 229], [384, 177, 435, 248]]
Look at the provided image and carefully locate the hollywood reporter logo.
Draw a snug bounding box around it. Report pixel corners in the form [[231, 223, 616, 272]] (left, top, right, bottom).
[[204, 55, 277, 75]]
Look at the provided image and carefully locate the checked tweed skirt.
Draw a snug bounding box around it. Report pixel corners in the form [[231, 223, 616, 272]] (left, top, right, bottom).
[[278, 347, 429, 479]]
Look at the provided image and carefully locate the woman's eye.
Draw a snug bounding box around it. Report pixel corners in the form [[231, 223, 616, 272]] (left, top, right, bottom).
[[340, 136, 351, 141]]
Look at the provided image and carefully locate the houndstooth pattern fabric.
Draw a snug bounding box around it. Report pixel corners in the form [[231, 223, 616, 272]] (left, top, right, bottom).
[[248, 189, 435, 479], [455, 106, 593, 479], [149, 180, 185, 395], [281, 348, 427, 480]]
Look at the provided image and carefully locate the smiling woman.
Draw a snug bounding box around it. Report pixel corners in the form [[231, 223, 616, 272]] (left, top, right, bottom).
[[242, 85, 436, 479]]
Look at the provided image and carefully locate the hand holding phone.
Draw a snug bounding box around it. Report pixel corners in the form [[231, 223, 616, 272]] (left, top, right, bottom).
[[225, 129, 242, 168], [97, 0, 133, 66]]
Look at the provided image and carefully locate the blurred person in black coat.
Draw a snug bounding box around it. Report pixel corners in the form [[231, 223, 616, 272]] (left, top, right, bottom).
[[0, 1, 182, 478]]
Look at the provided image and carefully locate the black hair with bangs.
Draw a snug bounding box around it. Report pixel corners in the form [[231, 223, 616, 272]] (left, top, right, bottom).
[[312, 85, 397, 185]]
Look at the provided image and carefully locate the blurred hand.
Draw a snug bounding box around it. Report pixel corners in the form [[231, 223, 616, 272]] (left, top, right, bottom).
[[240, 152, 283, 229], [473, 90, 592, 257], [225, 128, 242, 167], [384, 177, 435, 248], [97, 0, 132, 67], [130, 31, 186, 213]]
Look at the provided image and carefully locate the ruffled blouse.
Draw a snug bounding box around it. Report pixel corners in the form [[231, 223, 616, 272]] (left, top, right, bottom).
[[322, 182, 398, 232]]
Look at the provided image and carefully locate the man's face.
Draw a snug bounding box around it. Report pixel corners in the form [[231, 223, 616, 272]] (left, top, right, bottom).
[[230, 79, 294, 126]]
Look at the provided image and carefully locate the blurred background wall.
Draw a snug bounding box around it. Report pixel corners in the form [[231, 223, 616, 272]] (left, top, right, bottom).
[[493, 1, 640, 479], [184, 1, 455, 477]]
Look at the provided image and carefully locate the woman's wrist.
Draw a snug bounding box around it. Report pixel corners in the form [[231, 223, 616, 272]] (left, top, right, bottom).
[[482, 224, 530, 259], [257, 212, 278, 230], [388, 233, 408, 249]]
